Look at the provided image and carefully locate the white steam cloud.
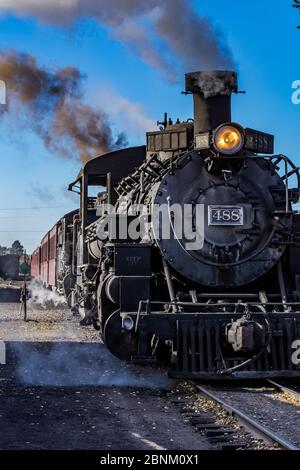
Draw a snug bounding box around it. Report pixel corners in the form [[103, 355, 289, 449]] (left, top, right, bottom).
[[97, 86, 156, 135], [28, 278, 66, 309]]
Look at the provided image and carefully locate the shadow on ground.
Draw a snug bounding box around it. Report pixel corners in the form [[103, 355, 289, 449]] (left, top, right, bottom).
[[0, 288, 20, 302]]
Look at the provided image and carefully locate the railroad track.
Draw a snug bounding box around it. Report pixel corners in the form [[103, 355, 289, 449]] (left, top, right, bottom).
[[195, 382, 300, 450], [267, 379, 300, 401]]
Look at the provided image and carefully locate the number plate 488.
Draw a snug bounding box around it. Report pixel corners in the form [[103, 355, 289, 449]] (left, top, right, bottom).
[[208, 205, 244, 226]]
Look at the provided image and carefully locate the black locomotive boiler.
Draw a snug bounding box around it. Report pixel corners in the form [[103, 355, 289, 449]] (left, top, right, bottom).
[[48, 71, 300, 378]]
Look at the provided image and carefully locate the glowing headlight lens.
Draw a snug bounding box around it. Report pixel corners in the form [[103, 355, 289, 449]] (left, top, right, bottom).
[[214, 125, 244, 155]]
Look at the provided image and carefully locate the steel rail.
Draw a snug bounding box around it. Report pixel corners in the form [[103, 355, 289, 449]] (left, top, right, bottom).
[[267, 379, 300, 401], [195, 383, 299, 450]]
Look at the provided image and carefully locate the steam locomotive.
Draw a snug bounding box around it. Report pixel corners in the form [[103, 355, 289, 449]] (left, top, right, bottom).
[[32, 71, 300, 379]]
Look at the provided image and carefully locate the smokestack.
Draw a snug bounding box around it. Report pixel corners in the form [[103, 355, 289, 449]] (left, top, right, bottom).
[[185, 71, 238, 135]]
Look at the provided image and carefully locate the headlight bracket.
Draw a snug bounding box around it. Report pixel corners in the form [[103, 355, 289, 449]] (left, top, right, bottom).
[[194, 123, 274, 156]]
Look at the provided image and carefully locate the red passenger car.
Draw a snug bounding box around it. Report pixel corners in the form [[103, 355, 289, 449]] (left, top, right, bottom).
[[48, 225, 57, 287], [30, 209, 78, 291], [31, 225, 57, 288], [30, 247, 41, 279]]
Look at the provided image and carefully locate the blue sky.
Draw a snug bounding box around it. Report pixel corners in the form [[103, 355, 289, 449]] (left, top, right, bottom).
[[0, 0, 299, 253]]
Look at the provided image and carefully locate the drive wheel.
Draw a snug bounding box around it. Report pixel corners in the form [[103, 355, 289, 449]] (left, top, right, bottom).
[[103, 310, 138, 361], [97, 278, 116, 335]]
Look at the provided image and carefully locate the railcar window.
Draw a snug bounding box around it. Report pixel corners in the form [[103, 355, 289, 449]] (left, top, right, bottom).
[[86, 174, 107, 224]]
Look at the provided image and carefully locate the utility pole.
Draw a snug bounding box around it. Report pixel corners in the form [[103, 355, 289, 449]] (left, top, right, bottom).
[[19, 251, 30, 322]]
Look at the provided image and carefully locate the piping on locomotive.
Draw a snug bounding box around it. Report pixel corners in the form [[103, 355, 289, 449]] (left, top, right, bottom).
[[32, 71, 300, 379]]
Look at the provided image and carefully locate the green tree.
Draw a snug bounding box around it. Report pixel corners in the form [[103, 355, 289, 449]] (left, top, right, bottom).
[[0, 245, 8, 256], [10, 240, 24, 256]]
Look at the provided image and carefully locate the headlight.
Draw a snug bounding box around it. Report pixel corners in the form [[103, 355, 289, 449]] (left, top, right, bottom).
[[122, 316, 134, 331], [213, 124, 244, 155]]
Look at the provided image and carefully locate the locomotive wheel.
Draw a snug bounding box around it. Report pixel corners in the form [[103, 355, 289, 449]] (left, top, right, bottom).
[[103, 310, 138, 361], [78, 306, 93, 324], [63, 274, 74, 301], [97, 278, 117, 334]]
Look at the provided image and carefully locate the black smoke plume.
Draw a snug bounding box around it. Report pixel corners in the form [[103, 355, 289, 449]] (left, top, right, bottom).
[[0, 0, 235, 79], [0, 51, 127, 161]]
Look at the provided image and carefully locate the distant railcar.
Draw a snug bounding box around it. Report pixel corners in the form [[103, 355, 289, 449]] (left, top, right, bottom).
[[31, 210, 78, 304], [30, 247, 40, 279]]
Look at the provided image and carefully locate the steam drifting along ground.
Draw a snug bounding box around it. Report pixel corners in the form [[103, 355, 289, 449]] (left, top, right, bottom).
[[0, 299, 212, 450], [0, 298, 174, 388]]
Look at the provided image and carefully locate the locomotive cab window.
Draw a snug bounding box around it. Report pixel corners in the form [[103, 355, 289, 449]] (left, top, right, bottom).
[[86, 174, 110, 225]]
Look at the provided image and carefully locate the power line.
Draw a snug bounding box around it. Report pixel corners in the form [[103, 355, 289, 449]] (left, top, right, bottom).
[[0, 206, 76, 211], [0, 230, 48, 233]]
